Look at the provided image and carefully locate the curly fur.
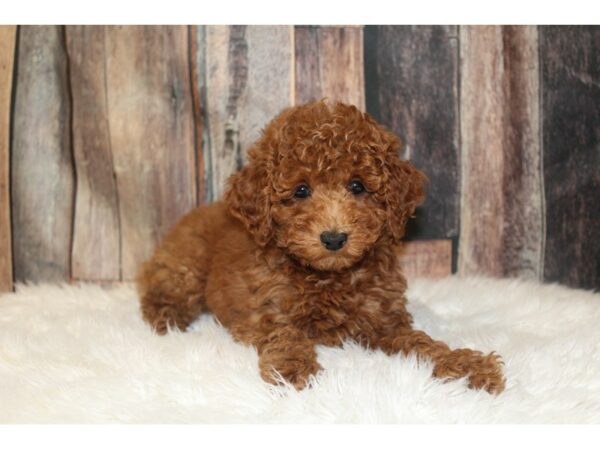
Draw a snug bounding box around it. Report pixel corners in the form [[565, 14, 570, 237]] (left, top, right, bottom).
[[137, 101, 505, 394]]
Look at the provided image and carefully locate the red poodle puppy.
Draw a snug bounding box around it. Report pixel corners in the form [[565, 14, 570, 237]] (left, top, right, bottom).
[[137, 100, 505, 394]]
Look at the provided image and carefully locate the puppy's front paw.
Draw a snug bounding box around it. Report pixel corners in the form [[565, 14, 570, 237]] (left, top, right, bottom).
[[141, 302, 177, 335], [140, 294, 199, 335], [259, 352, 322, 390], [466, 352, 505, 395], [433, 350, 505, 395]]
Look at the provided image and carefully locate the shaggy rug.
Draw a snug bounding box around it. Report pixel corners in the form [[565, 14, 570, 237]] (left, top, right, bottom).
[[0, 276, 599, 423]]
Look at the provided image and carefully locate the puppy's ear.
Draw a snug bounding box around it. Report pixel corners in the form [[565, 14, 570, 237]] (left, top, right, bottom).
[[225, 157, 273, 246], [384, 154, 427, 243]]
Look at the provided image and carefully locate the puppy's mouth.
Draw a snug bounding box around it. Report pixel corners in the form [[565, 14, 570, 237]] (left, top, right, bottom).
[[298, 239, 368, 272], [278, 228, 374, 272], [310, 254, 356, 272]]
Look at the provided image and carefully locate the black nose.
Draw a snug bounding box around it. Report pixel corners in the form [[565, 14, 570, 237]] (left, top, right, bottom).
[[320, 231, 348, 251]]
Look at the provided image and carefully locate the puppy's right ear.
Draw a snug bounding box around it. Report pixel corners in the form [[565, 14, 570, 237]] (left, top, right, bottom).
[[225, 158, 273, 247]]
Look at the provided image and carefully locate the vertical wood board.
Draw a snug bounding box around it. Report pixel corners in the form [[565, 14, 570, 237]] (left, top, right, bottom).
[[398, 240, 452, 281], [66, 26, 121, 281], [364, 25, 460, 241], [458, 26, 543, 279], [11, 25, 74, 282], [190, 25, 207, 205], [0, 25, 16, 291], [105, 26, 196, 279], [295, 26, 365, 109], [540, 26, 600, 290], [203, 25, 294, 201]]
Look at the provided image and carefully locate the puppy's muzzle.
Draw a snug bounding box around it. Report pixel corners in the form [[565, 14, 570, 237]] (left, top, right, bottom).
[[320, 231, 347, 251]]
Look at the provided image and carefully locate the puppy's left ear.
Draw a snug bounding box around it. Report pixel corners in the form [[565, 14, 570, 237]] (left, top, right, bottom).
[[225, 156, 273, 247], [384, 154, 427, 243]]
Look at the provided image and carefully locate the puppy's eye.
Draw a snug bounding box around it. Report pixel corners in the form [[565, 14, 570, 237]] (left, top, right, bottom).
[[294, 184, 311, 199], [348, 180, 366, 195]]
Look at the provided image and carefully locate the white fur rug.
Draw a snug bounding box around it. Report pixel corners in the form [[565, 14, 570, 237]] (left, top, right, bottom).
[[1, 276, 599, 423]]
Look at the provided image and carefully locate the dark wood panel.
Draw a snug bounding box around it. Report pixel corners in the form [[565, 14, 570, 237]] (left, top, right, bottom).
[[541, 26, 600, 290], [202, 25, 294, 201], [190, 25, 207, 205], [105, 26, 196, 279], [364, 25, 459, 241], [459, 26, 543, 278], [11, 26, 74, 282], [66, 26, 121, 281], [0, 26, 16, 292], [295, 26, 364, 108]]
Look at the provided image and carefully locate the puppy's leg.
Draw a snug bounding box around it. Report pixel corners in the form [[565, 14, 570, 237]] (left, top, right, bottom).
[[139, 260, 205, 334], [256, 326, 321, 390], [138, 255, 207, 335], [136, 205, 226, 335], [377, 329, 505, 394]]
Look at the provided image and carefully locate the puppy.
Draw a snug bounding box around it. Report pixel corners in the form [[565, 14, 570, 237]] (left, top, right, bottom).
[[137, 101, 505, 394]]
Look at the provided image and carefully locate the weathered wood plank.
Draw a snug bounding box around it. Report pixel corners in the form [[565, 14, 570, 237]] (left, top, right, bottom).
[[540, 26, 600, 290], [295, 26, 365, 109], [364, 25, 460, 242], [65, 26, 121, 281], [203, 25, 294, 201], [398, 240, 452, 280], [11, 26, 74, 282], [458, 26, 543, 279], [105, 26, 196, 279], [364, 26, 458, 278], [190, 25, 207, 205], [0, 26, 16, 292]]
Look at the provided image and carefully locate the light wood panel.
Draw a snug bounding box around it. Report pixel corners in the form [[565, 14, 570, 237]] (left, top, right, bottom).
[[202, 25, 294, 201], [105, 26, 196, 279], [0, 25, 16, 292], [459, 26, 543, 279], [295, 26, 365, 109], [66, 26, 121, 281], [398, 240, 452, 280]]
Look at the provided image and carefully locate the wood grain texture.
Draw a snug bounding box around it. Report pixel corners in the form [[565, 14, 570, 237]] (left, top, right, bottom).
[[295, 26, 365, 109], [459, 26, 543, 279], [11, 26, 74, 282], [398, 240, 452, 281], [540, 26, 600, 290], [105, 26, 196, 279], [190, 25, 207, 205], [203, 25, 294, 201], [364, 26, 459, 241], [66, 26, 121, 281], [0, 26, 16, 292]]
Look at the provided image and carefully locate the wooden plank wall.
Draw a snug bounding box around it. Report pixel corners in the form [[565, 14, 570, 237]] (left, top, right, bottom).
[[0, 26, 16, 292], [0, 25, 598, 291]]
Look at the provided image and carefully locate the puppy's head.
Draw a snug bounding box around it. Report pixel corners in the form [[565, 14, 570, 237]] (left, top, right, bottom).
[[226, 101, 426, 272]]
